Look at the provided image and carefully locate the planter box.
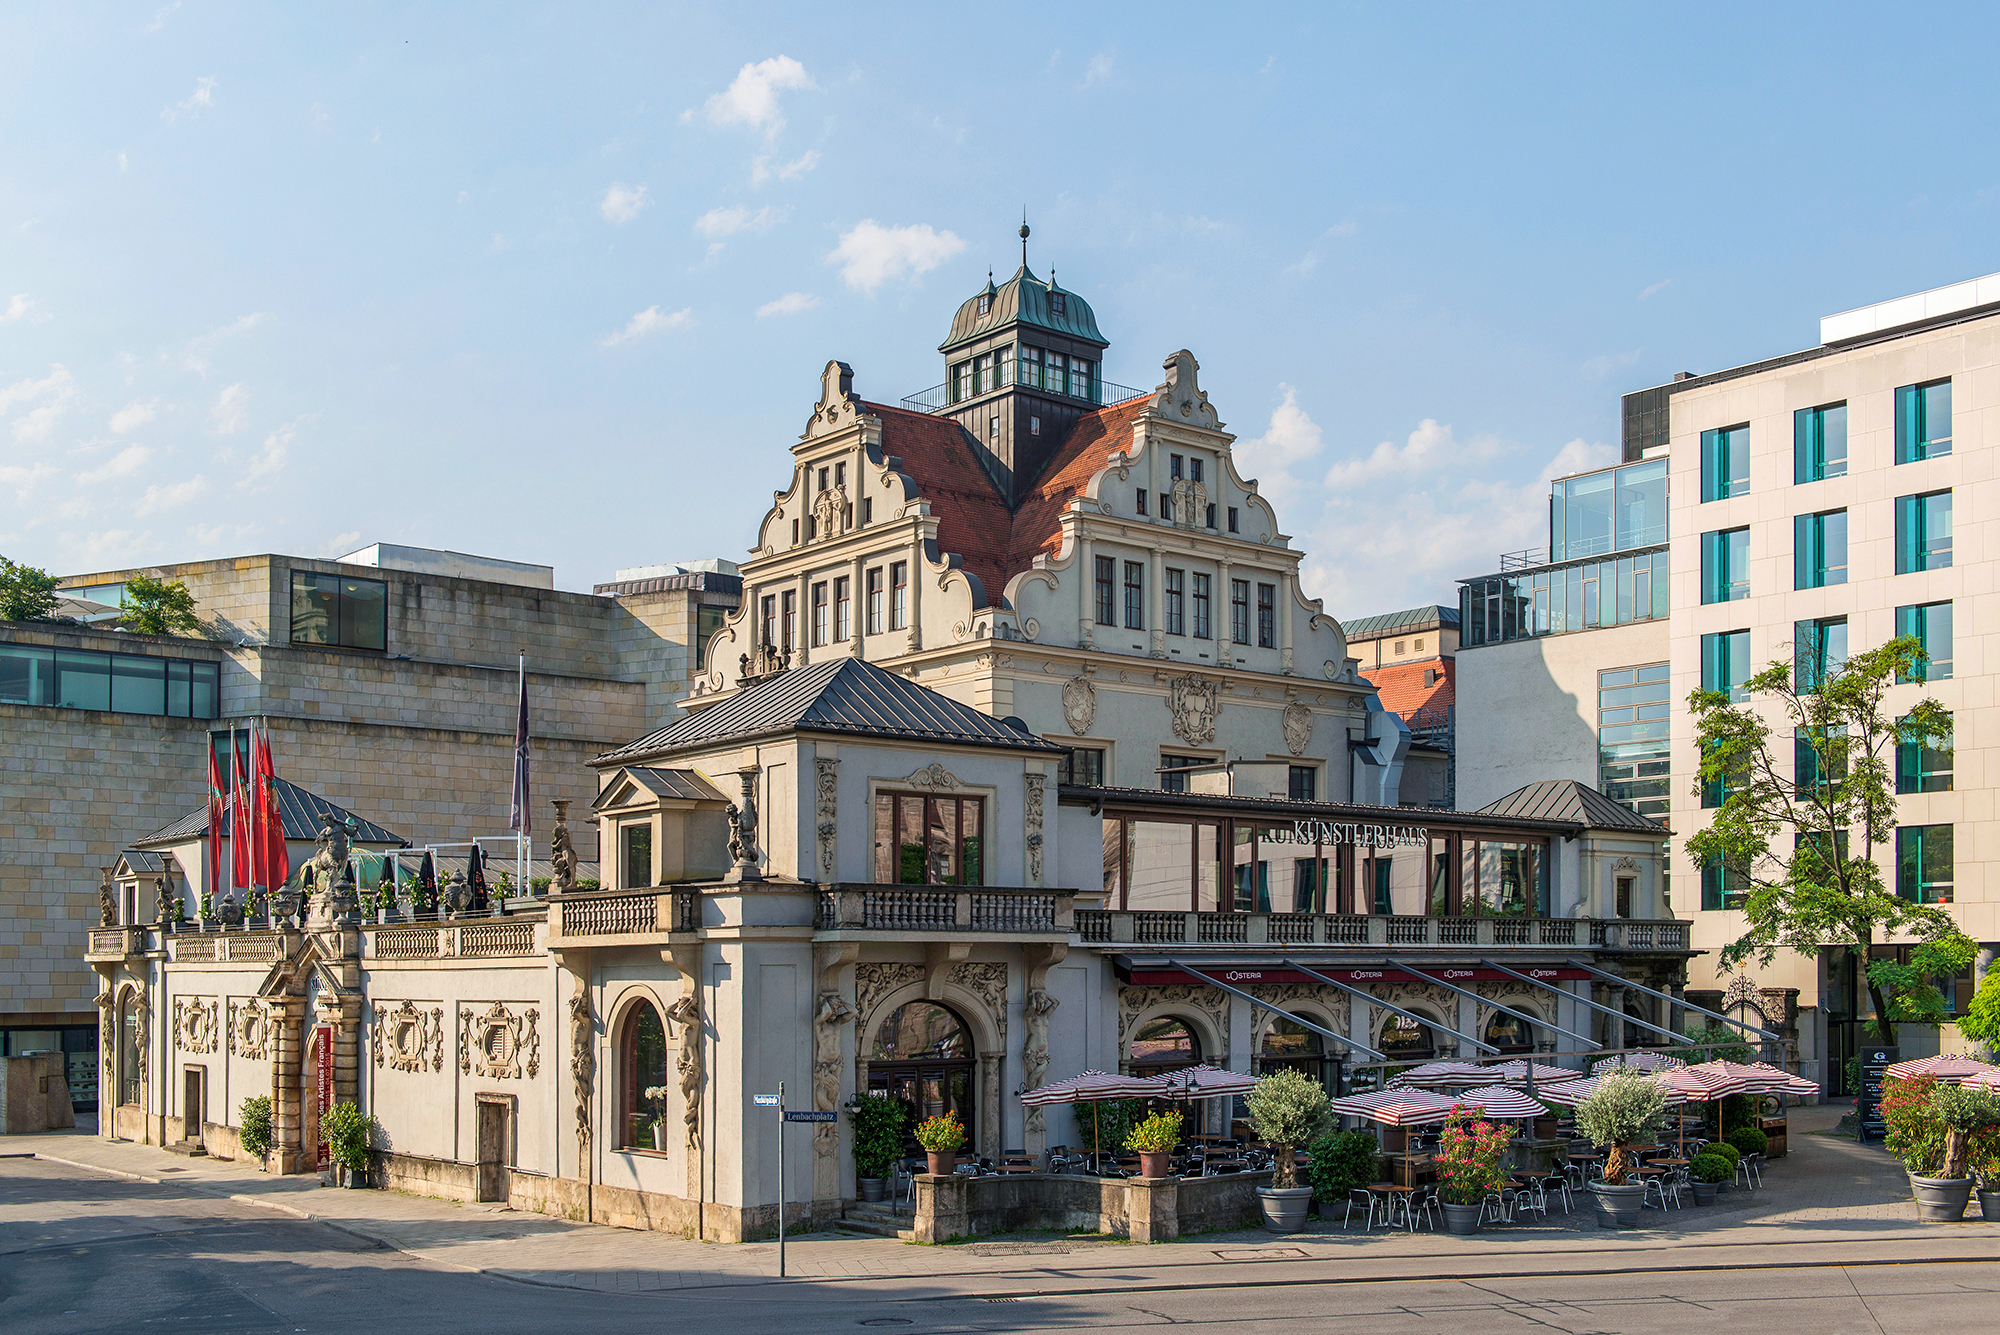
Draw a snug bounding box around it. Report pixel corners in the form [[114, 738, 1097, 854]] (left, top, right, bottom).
[[1256, 1185, 1313, 1233], [1590, 1182, 1645, 1229], [1910, 1174, 1972, 1222], [1442, 1201, 1481, 1235]]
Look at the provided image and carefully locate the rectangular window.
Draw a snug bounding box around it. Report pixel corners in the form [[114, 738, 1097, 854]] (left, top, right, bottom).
[[952, 361, 970, 403], [1895, 379, 1952, 462], [1192, 573, 1211, 639], [972, 353, 991, 395], [761, 594, 778, 648], [1136, 488, 1148, 517], [1598, 663, 1671, 820], [1700, 855, 1748, 911], [1205, 503, 1216, 529], [1794, 725, 1847, 798], [1701, 527, 1750, 603], [1159, 754, 1204, 794], [1794, 617, 1848, 692], [1288, 765, 1317, 801], [0, 643, 216, 718], [1895, 490, 1953, 572], [1072, 359, 1093, 401], [861, 496, 872, 525], [1700, 424, 1751, 501], [1895, 601, 1952, 681], [866, 568, 883, 634], [833, 576, 851, 642], [811, 582, 828, 646], [817, 466, 829, 492], [1794, 509, 1849, 589], [996, 346, 1011, 388], [781, 590, 797, 651], [289, 571, 387, 651], [1123, 561, 1145, 630], [695, 604, 728, 669], [1794, 403, 1848, 483], [889, 563, 907, 630], [873, 793, 984, 885], [1231, 579, 1250, 644], [1897, 824, 1953, 904], [1897, 728, 1953, 795], [1190, 458, 1204, 483], [1094, 555, 1116, 625], [1048, 353, 1069, 396], [1057, 747, 1105, 786], [1227, 506, 1239, 533], [1256, 583, 1276, 648], [1018, 347, 1041, 388], [1164, 568, 1185, 635], [621, 823, 653, 889], [1170, 454, 1184, 480], [1701, 629, 1752, 703]]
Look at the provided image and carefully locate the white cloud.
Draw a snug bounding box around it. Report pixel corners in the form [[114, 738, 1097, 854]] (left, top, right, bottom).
[[757, 292, 819, 319], [2, 294, 45, 323], [1639, 278, 1673, 300], [0, 463, 58, 491], [1582, 347, 1644, 379], [2, 364, 77, 442], [145, 3, 180, 33], [752, 150, 819, 185], [694, 204, 781, 239], [1082, 53, 1114, 87], [699, 56, 814, 138], [110, 399, 158, 433], [163, 75, 217, 124], [598, 306, 694, 347], [1238, 386, 1324, 472], [318, 531, 364, 558], [209, 383, 248, 433], [239, 421, 296, 486], [1285, 222, 1358, 277], [826, 220, 965, 295], [76, 444, 153, 487], [600, 182, 648, 224], [1321, 418, 1502, 489], [134, 475, 208, 515], [118, 152, 129, 172], [181, 312, 264, 374]]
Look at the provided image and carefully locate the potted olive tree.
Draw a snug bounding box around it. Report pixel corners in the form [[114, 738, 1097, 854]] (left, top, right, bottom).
[[1689, 1152, 1731, 1204], [1246, 1069, 1332, 1232], [238, 1095, 273, 1172], [1573, 1071, 1666, 1228], [851, 1094, 907, 1202], [1896, 1080, 2000, 1222], [915, 1111, 966, 1177], [1125, 1110, 1183, 1179], [1434, 1108, 1514, 1235]]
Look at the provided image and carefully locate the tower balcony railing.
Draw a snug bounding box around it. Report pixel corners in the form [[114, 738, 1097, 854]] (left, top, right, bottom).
[[899, 379, 1150, 415], [1072, 910, 1689, 952]]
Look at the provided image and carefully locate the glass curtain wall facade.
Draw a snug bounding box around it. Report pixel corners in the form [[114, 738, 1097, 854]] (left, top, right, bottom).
[[1461, 549, 1668, 647]]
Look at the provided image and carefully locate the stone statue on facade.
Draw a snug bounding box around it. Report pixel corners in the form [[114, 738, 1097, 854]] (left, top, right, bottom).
[[665, 992, 703, 1148], [99, 869, 117, 926], [724, 767, 763, 882], [441, 869, 473, 916], [548, 800, 577, 894], [308, 813, 353, 894]]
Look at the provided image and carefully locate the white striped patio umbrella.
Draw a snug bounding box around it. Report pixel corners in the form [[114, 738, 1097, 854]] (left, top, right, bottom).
[[1139, 1064, 1259, 1099], [1488, 1060, 1580, 1085], [1962, 1068, 2000, 1094], [1882, 1054, 2000, 1085], [1444, 1085, 1546, 1120], [1743, 1061, 1819, 1096], [1542, 1075, 1691, 1109], [1387, 1061, 1508, 1090], [1680, 1060, 1799, 1098], [1327, 1088, 1464, 1127], [1019, 1070, 1154, 1106], [1592, 1051, 1687, 1073], [1649, 1065, 1737, 1101]]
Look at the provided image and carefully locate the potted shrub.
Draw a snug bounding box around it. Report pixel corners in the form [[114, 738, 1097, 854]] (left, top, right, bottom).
[[915, 1110, 966, 1177], [321, 1100, 377, 1189], [239, 1095, 273, 1171], [1573, 1071, 1667, 1228], [1434, 1108, 1515, 1235], [1306, 1129, 1382, 1209], [851, 1094, 907, 1202], [1125, 1109, 1184, 1178], [1903, 1083, 2000, 1222], [1725, 1124, 1768, 1163], [1245, 1069, 1332, 1232], [1689, 1152, 1731, 1204], [1532, 1099, 1563, 1142]]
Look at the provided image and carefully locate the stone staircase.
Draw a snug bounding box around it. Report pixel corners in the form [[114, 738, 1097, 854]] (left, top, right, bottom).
[[834, 1200, 914, 1240]]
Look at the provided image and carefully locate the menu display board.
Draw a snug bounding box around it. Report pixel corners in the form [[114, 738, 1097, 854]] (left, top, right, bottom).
[[1856, 1045, 1897, 1143]]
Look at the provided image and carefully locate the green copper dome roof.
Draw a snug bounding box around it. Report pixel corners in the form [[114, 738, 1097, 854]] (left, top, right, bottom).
[[940, 265, 1107, 354]]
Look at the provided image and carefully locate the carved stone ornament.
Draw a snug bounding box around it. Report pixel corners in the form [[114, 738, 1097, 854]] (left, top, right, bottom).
[[458, 1002, 540, 1080], [815, 757, 839, 878], [725, 766, 763, 881], [1149, 350, 1222, 430], [1323, 660, 1341, 680], [856, 962, 925, 1027], [812, 483, 848, 541], [950, 962, 1010, 1041], [803, 359, 865, 440], [569, 989, 594, 1159], [1167, 673, 1221, 747], [898, 762, 962, 791], [813, 992, 856, 1158], [173, 996, 219, 1055], [372, 999, 444, 1074], [1062, 674, 1097, 735], [549, 800, 577, 893], [1171, 477, 1209, 530], [666, 991, 702, 1148], [1024, 775, 1046, 886], [1282, 700, 1314, 757], [99, 868, 117, 926], [227, 998, 271, 1060]]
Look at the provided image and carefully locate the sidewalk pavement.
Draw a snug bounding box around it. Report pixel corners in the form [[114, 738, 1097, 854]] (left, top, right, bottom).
[[4, 1100, 1992, 1297]]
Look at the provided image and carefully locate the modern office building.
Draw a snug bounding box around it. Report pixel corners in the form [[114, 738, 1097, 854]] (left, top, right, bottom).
[[1344, 605, 1458, 808]]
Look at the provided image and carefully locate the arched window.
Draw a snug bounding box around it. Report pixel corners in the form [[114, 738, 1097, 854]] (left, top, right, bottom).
[[1378, 1010, 1437, 1062], [620, 1001, 669, 1151], [867, 1002, 975, 1152], [117, 990, 140, 1107], [1128, 1016, 1201, 1077], [1257, 1015, 1325, 1087], [1484, 1009, 1537, 1054]]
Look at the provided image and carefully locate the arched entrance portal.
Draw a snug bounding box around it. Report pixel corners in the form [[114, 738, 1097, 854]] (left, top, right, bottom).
[[1378, 1010, 1439, 1062], [867, 1001, 975, 1154], [1257, 1016, 1326, 1089], [1128, 1016, 1202, 1078], [1484, 1009, 1538, 1054]]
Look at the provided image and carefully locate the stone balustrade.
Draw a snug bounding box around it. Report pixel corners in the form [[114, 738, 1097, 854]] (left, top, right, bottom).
[[1073, 910, 1688, 951]]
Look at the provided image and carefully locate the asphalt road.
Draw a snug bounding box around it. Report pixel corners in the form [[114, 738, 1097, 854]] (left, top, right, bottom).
[[3, 1157, 1994, 1334]]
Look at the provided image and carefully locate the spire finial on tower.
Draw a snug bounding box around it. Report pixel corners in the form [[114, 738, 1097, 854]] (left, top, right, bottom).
[[1019, 211, 1030, 269]]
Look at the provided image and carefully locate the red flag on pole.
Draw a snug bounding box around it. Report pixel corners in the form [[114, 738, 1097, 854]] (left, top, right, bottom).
[[509, 654, 531, 836], [207, 738, 226, 897], [247, 722, 266, 893], [256, 721, 290, 892], [231, 727, 254, 891]]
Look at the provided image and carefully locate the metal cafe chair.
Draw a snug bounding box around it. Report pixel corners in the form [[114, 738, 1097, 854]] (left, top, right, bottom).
[[1343, 1188, 1382, 1230], [1539, 1170, 1572, 1214], [1477, 1190, 1511, 1226], [1401, 1184, 1439, 1232]]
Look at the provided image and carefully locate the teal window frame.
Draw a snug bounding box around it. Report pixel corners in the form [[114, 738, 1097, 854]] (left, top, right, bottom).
[[1701, 527, 1750, 603], [1896, 824, 1953, 904], [1794, 726, 1846, 798], [1895, 379, 1952, 463], [1895, 491, 1952, 573], [1894, 601, 1952, 682], [1793, 402, 1848, 483], [1794, 509, 1848, 589], [1700, 629, 1751, 702], [1700, 856, 1748, 911], [1896, 729, 1953, 795], [1794, 616, 1848, 693], [1700, 424, 1750, 501]]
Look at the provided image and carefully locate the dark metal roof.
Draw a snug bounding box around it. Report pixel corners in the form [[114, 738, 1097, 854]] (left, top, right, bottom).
[[594, 766, 732, 808], [134, 775, 407, 848], [1341, 605, 1461, 640], [117, 849, 169, 875], [941, 265, 1108, 354], [597, 657, 1066, 765], [592, 571, 743, 597], [1058, 784, 1582, 835], [1476, 780, 1668, 833]]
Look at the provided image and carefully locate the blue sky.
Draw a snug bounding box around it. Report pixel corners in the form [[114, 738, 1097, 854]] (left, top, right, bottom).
[[5, 3, 1999, 617]]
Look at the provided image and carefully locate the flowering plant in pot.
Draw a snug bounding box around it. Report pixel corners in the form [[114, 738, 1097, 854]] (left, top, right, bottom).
[[1573, 1071, 1666, 1228], [851, 1094, 908, 1202], [914, 1111, 966, 1176], [1689, 1152, 1731, 1204], [1434, 1108, 1516, 1235], [1125, 1110, 1184, 1178], [1895, 1080, 2000, 1221], [1245, 1069, 1332, 1232], [642, 1087, 670, 1149]]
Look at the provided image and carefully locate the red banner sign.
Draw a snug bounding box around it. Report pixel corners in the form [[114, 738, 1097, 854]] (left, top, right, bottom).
[[314, 1024, 334, 1171], [1121, 964, 1591, 988]]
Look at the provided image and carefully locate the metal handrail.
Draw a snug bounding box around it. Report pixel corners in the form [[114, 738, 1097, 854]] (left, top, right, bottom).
[[899, 379, 1150, 415]]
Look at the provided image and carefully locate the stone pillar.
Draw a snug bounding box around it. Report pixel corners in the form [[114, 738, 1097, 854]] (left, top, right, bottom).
[[1279, 572, 1295, 675], [1456, 994, 1478, 1062], [847, 554, 864, 656], [1078, 534, 1095, 649], [795, 570, 811, 665], [979, 1052, 1002, 1158], [1148, 547, 1165, 658], [1216, 558, 1232, 660], [915, 1172, 970, 1243], [269, 996, 306, 1173], [1124, 1176, 1179, 1242], [905, 532, 923, 652]]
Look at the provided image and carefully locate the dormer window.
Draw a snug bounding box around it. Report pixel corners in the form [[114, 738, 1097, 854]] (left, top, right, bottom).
[[977, 293, 992, 317], [1050, 292, 1066, 316]]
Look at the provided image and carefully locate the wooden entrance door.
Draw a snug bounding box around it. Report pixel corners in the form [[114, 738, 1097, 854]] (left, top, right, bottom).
[[476, 1099, 511, 1202], [182, 1068, 203, 1144]]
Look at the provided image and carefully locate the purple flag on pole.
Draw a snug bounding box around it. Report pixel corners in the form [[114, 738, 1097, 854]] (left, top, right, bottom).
[[510, 655, 531, 835]]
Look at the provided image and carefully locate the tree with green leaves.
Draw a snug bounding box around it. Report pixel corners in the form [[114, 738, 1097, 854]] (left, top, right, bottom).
[[1690, 635, 1969, 1045], [0, 555, 61, 623], [123, 573, 204, 636]]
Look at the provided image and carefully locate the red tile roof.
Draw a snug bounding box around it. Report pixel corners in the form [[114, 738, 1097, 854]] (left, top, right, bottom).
[[1361, 658, 1454, 723], [867, 396, 1151, 608]]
